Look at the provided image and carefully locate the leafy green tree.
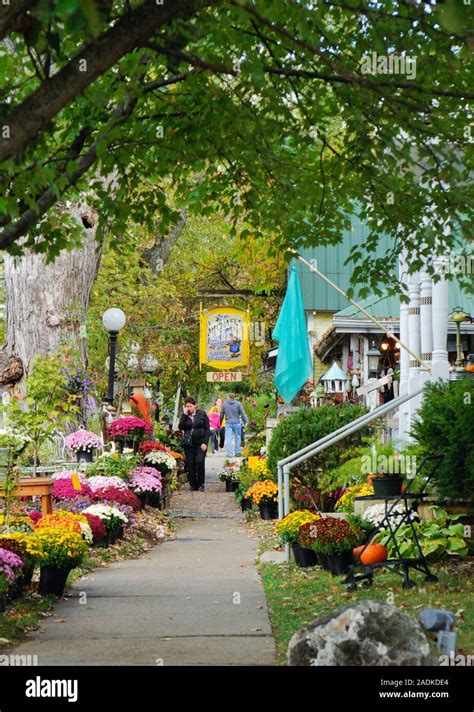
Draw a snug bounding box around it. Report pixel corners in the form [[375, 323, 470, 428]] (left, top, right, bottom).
[[0, 1, 471, 294], [2, 353, 78, 471]]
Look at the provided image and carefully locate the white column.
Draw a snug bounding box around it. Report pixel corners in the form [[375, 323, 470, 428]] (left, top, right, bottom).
[[420, 268, 433, 391], [407, 272, 422, 434], [398, 254, 410, 440], [431, 255, 450, 382]]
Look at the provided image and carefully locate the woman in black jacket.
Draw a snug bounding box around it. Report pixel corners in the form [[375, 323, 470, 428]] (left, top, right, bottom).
[[178, 396, 211, 491]]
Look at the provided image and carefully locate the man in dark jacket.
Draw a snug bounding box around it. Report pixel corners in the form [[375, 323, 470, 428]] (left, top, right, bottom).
[[178, 396, 211, 491]]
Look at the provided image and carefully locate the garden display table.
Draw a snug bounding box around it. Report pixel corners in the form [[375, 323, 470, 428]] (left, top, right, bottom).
[[343, 454, 443, 591], [0, 477, 54, 518]]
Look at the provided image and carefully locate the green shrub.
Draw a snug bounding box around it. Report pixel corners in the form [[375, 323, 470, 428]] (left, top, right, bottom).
[[267, 403, 370, 479], [411, 380, 474, 504]]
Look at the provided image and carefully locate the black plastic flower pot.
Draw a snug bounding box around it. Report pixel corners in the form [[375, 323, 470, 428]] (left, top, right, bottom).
[[325, 551, 353, 576], [0, 594, 7, 613], [259, 502, 278, 520], [317, 553, 330, 571], [76, 449, 94, 464], [138, 492, 150, 508], [292, 543, 318, 568], [22, 562, 34, 587], [372, 477, 403, 498], [225, 480, 239, 493], [116, 525, 124, 540], [38, 566, 70, 596], [149, 493, 161, 509], [107, 528, 117, 546], [240, 498, 252, 512], [93, 536, 108, 549], [118, 439, 140, 453], [7, 577, 23, 601]]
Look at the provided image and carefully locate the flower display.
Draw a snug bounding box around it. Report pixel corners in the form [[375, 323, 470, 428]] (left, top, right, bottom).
[[107, 416, 153, 441], [244, 480, 278, 505], [86, 475, 129, 492], [93, 486, 141, 511], [54, 496, 94, 514], [0, 547, 24, 582], [335, 482, 374, 512], [218, 466, 241, 484], [275, 510, 321, 544], [53, 477, 93, 500], [30, 529, 88, 570], [35, 510, 93, 544], [362, 502, 419, 528], [298, 517, 363, 555], [65, 429, 102, 452], [28, 511, 43, 525], [140, 441, 168, 455], [83, 513, 107, 543], [143, 450, 176, 474], [88, 451, 139, 481], [3, 532, 38, 557], [83, 504, 128, 530], [52, 470, 89, 484], [129, 467, 162, 494], [0, 536, 28, 560], [249, 458, 271, 481]]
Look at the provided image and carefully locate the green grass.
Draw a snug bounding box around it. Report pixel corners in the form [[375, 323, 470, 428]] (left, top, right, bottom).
[[251, 521, 474, 665], [0, 591, 56, 648]]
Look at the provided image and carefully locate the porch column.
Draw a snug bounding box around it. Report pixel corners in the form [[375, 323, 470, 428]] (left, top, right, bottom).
[[420, 267, 433, 389], [431, 256, 450, 382], [407, 271, 422, 434], [398, 253, 410, 440]]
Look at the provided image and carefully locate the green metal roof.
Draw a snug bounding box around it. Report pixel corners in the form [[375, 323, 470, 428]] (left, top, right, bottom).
[[335, 284, 474, 319], [295, 216, 474, 315], [295, 219, 394, 312]]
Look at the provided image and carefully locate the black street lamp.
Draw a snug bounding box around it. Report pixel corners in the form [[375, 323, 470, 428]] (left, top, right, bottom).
[[102, 308, 126, 405]]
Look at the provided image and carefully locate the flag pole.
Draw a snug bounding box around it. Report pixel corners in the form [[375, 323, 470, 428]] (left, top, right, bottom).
[[289, 250, 429, 371]]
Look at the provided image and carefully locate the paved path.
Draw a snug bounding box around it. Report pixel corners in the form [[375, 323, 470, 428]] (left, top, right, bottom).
[[10, 452, 275, 666]]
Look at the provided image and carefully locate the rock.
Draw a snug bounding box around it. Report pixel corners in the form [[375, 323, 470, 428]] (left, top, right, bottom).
[[259, 550, 287, 565], [287, 599, 437, 666]]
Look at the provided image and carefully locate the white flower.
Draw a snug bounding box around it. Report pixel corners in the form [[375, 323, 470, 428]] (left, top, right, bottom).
[[84, 504, 128, 524], [86, 476, 129, 492], [79, 521, 93, 544], [363, 502, 419, 527]]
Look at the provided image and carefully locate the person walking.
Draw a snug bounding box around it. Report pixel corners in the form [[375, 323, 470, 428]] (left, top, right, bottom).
[[220, 393, 248, 458], [178, 396, 210, 491], [207, 397, 222, 454]]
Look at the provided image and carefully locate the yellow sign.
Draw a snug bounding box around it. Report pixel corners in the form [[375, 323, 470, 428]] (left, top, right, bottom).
[[200, 306, 250, 370], [71, 474, 82, 491]]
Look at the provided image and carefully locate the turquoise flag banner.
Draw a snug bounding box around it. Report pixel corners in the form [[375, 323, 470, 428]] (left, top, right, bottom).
[[273, 265, 313, 403]]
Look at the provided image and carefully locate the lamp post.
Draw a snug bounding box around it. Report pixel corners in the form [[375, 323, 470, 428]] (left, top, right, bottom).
[[367, 339, 381, 379], [450, 307, 472, 369], [102, 308, 126, 405]]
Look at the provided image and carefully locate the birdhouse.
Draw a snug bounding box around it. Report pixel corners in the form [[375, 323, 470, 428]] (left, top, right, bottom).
[[321, 362, 348, 400]]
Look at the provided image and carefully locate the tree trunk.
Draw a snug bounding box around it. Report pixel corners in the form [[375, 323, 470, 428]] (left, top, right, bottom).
[[0, 204, 102, 388]]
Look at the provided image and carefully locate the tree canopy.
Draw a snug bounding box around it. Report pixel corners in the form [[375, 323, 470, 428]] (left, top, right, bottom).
[[0, 0, 472, 292]]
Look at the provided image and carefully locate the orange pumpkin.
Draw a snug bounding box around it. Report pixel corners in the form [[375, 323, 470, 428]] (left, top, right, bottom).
[[466, 364, 474, 373], [353, 544, 388, 565]]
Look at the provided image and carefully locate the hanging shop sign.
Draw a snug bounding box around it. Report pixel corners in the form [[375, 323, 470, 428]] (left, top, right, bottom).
[[200, 306, 250, 370], [206, 371, 243, 382]]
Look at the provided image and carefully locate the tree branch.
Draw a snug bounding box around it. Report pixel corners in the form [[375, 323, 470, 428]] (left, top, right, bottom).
[[0, 0, 34, 40], [0, 0, 213, 164], [141, 212, 188, 273]]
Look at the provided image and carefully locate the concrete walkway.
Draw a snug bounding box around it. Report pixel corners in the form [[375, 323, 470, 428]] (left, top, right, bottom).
[[10, 453, 275, 666]]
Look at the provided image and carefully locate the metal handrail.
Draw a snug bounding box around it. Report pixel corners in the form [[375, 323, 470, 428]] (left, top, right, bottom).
[[276, 387, 425, 546]]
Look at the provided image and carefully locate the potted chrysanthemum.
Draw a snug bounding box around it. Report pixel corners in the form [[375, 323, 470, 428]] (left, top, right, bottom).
[[107, 417, 153, 452], [129, 467, 163, 508], [65, 429, 102, 463], [244, 480, 279, 520], [298, 517, 363, 576], [275, 511, 321, 567], [32, 528, 88, 596]]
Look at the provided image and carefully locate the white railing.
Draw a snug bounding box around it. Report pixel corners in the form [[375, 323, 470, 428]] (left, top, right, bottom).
[[276, 387, 425, 560]]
